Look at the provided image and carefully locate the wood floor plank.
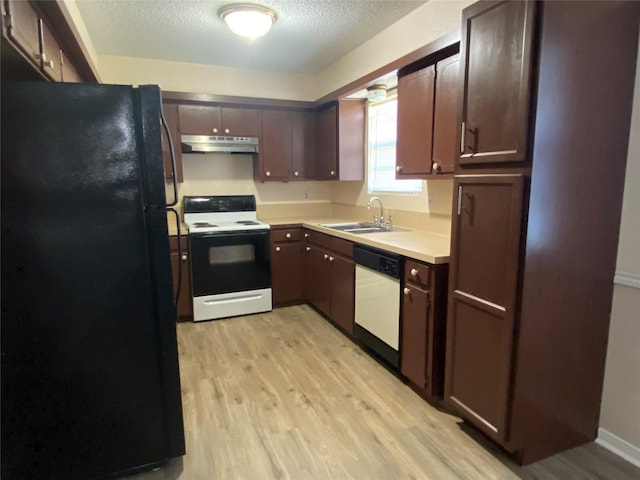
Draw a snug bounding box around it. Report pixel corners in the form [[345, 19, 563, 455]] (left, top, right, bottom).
[[122, 305, 640, 480]]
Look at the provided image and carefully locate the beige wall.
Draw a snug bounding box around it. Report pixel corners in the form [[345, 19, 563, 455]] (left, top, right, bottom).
[[598, 33, 640, 464]]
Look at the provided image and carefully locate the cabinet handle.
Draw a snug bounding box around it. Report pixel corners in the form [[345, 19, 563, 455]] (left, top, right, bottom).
[[265, 171, 271, 177], [329, 256, 334, 262], [181, 254, 188, 261], [396, 165, 402, 172], [410, 268, 418, 277], [305, 246, 311, 252], [304, 233, 309, 238], [330, 170, 335, 176], [212, 128, 218, 134], [460, 122, 465, 154], [404, 287, 411, 295], [432, 162, 440, 173], [294, 171, 299, 177], [275, 246, 281, 252], [224, 128, 230, 134], [324, 254, 329, 260], [286, 233, 291, 239]]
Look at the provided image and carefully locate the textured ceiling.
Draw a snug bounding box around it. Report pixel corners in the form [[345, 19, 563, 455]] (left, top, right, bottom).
[[75, 0, 428, 74]]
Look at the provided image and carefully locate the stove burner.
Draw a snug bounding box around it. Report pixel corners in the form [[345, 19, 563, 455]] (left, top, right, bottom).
[[236, 220, 259, 225], [192, 222, 218, 227]]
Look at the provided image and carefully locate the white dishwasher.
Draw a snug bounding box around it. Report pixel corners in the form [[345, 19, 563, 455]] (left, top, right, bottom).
[[353, 245, 401, 369]]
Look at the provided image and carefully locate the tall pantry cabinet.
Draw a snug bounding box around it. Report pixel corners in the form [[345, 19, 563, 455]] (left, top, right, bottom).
[[445, 0, 640, 464]]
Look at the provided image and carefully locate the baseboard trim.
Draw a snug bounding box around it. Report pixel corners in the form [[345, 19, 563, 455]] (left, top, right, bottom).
[[614, 271, 640, 289], [596, 428, 640, 468]]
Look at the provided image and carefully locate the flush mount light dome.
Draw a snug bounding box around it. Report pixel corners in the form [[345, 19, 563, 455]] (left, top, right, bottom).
[[367, 84, 387, 102], [219, 4, 277, 39]]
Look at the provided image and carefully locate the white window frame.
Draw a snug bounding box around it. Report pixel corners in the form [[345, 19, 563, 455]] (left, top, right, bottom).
[[367, 96, 422, 194]]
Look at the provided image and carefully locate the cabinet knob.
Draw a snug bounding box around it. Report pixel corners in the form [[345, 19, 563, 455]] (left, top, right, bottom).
[[43, 59, 55, 69], [329, 256, 334, 262], [265, 171, 271, 177], [432, 162, 441, 173], [305, 246, 311, 252], [275, 246, 281, 252], [294, 171, 299, 177], [286, 233, 291, 239], [404, 287, 411, 295], [212, 128, 218, 134], [304, 233, 309, 238], [181, 254, 188, 261], [396, 165, 402, 172], [224, 128, 230, 134], [330, 170, 335, 176], [324, 254, 329, 260], [410, 268, 418, 277]]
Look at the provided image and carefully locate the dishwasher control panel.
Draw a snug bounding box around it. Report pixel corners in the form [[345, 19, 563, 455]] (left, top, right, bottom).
[[353, 244, 401, 279], [378, 257, 399, 277]]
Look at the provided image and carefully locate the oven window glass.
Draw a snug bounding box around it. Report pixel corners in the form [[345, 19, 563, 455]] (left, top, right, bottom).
[[190, 231, 271, 296], [209, 245, 254, 265]]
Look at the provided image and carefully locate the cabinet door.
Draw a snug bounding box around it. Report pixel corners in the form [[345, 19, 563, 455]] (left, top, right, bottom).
[[178, 105, 222, 135], [330, 254, 355, 334], [432, 54, 460, 174], [161, 104, 184, 183], [39, 20, 62, 81], [458, 1, 536, 166], [4, 0, 40, 66], [396, 65, 435, 177], [261, 110, 291, 180], [221, 107, 260, 136], [61, 50, 81, 83], [291, 110, 316, 179], [302, 241, 315, 303], [401, 284, 429, 388], [316, 105, 338, 179], [310, 246, 332, 317], [271, 242, 302, 306], [445, 175, 524, 444], [337, 99, 365, 181]]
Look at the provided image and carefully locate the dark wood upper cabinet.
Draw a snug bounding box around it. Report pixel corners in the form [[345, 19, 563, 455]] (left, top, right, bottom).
[[457, 0, 536, 166], [445, 175, 524, 445], [39, 19, 62, 81], [290, 110, 316, 179], [4, 0, 40, 66], [178, 104, 260, 136], [316, 100, 365, 181], [396, 65, 435, 177], [161, 103, 184, 183], [260, 109, 291, 180], [60, 50, 81, 83], [432, 54, 460, 174]]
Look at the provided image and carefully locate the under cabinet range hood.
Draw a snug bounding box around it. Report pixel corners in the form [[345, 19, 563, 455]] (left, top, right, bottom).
[[181, 135, 259, 154]]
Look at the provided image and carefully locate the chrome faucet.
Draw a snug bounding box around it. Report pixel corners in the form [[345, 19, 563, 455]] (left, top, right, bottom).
[[367, 196, 384, 227]]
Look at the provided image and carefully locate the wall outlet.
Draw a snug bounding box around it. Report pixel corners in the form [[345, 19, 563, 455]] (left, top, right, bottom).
[[304, 192, 309, 200], [428, 194, 434, 211]]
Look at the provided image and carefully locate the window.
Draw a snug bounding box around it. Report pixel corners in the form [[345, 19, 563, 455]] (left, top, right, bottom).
[[367, 98, 422, 193]]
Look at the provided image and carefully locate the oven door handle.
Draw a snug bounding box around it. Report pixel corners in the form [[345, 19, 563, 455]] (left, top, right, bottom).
[[189, 229, 270, 239]]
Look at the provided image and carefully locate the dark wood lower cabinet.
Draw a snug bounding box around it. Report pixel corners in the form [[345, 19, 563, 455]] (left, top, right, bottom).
[[169, 235, 192, 321], [270, 226, 304, 307]]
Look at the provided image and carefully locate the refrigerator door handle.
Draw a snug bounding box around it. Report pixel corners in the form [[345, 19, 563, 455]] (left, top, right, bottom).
[[160, 103, 179, 208], [167, 208, 182, 306]]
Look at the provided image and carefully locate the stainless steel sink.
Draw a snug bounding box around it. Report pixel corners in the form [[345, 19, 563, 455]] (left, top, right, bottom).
[[320, 222, 408, 234]]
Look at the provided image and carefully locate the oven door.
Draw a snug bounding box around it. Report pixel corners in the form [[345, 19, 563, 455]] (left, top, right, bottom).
[[189, 229, 271, 297]]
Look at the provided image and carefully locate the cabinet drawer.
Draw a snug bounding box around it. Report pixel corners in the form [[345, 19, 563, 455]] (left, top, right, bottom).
[[306, 230, 331, 249], [331, 236, 353, 258], [405, 259, 430, 288], [271, 228, 302, 243]]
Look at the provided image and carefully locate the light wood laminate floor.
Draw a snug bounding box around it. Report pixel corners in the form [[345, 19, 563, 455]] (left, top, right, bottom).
[[124, 305, 640, 480]]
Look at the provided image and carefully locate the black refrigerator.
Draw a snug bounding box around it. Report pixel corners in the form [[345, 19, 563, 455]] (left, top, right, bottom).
[[1, 82, 186, 479]]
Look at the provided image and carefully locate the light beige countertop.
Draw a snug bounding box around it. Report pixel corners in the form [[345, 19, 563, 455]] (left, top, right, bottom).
[[261, 216, 451, 264]]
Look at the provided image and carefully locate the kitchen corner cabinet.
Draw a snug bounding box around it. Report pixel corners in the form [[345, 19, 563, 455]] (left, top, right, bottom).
[[400, 259, 448, 398], [457, 0, 536, 167], [396, 54, 459, 178], [303, 230, 355, 334], [169, 235, 192, 321], [161, 103, 184, 183], [258, 109, 316, 181], [270, 226, 304, 306], [178, 104, 260, 137], [315, 100, 365, 181]]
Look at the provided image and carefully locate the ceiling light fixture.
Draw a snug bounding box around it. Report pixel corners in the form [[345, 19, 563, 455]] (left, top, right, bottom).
[[218, 4, 277, 39], [367, 84, 387, 102]]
